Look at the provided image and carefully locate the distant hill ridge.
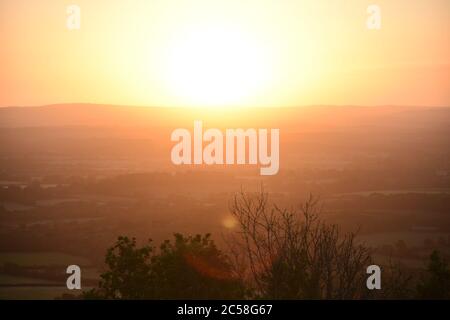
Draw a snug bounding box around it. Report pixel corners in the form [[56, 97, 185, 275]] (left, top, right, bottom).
[[0, 104, 449, 129]]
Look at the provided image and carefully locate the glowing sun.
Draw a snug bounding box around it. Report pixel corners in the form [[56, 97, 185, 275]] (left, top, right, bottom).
[[164, 25, 273, 107]]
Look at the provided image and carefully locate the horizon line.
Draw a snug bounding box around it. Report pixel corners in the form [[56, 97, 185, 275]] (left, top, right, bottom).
[[1, 103, 449, 109]]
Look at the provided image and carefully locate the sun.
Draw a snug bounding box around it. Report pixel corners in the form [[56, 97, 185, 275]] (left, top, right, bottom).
[[164, 25, 273, 107]]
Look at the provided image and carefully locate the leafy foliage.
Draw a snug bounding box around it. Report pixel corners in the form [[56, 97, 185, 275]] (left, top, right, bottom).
[[85, 234, 244, 299], [416, 250, 450, 299]]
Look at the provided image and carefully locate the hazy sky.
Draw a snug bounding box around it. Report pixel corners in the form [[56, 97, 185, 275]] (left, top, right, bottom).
[[1, 0, 449, 107]]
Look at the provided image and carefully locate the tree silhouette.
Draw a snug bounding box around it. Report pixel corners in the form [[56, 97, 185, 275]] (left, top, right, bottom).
[[85, 234, 244, 299], [83, 190, 448, 300], [416, 250, 450, 299], [226, 189, 373, 299]]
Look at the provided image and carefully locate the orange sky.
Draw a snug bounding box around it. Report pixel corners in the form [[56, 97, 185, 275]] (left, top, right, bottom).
[[0, 0, 449, 107]]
